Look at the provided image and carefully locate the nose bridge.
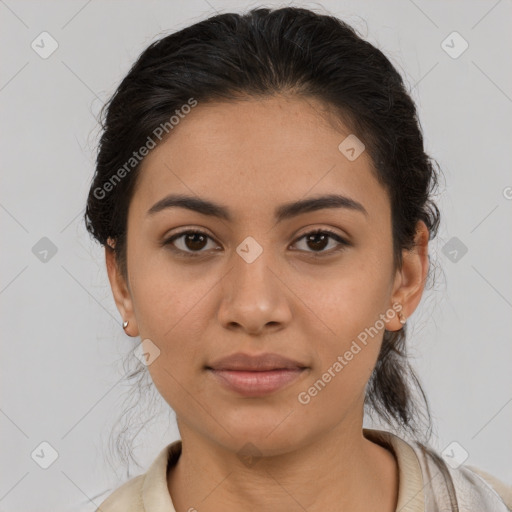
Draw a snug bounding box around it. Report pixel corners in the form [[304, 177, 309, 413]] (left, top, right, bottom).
[[217, 234, 291, 333], [231, 234, 277, 301]]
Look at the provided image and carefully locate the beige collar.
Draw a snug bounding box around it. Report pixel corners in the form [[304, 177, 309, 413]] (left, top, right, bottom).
[[140, 428, 424, 512], [363, 428, 424, 512]]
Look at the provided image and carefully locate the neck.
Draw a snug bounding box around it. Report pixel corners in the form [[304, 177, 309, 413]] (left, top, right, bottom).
[[167, 419, 398, 512]]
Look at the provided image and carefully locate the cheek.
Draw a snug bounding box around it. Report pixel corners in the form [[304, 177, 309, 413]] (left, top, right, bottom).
[[297, 252, 391, 339], [128, 279, 205, 403], [296, 282, 386, 418], [293, 254, 391, 392], [129, 243, 211, 336]]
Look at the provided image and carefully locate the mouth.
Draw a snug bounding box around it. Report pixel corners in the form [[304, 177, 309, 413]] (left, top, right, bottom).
[[205, 352, 309, 397]]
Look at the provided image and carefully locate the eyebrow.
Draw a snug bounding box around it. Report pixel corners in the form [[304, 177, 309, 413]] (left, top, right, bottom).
[[146, 193, 368, 222]]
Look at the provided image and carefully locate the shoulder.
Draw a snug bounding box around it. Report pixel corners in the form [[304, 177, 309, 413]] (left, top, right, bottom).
[[94, 440, 181, 512], [412, 440, 512, 511], [95, 474, 145, 512], [465, 465, 512, 511], [365, 429, 511, 512]]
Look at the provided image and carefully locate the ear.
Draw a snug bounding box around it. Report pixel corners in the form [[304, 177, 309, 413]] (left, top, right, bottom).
[[105, 238, 139, 337], [386, 220, 430, 332]]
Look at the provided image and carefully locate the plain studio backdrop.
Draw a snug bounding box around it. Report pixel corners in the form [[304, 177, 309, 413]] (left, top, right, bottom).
[[1, 0, 511, 510]]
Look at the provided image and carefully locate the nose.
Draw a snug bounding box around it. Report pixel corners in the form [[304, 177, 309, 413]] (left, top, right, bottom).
[[217, 243, 292, 336]]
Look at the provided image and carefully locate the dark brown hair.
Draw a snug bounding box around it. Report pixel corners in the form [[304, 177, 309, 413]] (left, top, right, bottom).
[[85, 6, 442, 472]]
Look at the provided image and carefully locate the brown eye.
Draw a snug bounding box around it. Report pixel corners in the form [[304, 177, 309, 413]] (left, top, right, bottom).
[[305, 232, 330, 251], [163, 228, 349, 259], [163, 230, 219, 256], [292, 229, 350, 255], [181, 232, 208, 251]]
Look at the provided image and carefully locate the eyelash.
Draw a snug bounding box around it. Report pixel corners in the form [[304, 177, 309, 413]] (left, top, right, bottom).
[[161, 228, 350, 259]]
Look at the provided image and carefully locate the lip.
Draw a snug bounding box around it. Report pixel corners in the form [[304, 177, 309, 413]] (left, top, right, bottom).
[[207, 352, 308, 371], [206, 352, 309, 397]]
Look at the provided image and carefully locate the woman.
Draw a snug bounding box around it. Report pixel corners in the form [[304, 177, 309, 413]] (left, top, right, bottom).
[[86, 6, 512, 512]]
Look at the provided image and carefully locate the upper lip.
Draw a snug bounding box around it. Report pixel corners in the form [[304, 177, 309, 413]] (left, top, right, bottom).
[[206, 352, 308, 371]]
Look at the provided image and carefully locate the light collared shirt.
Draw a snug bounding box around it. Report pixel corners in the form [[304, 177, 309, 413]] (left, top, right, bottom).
[[95, 428, 512, 511]]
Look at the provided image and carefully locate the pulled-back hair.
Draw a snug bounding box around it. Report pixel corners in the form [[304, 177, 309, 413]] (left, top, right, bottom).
[[85, 6, 442, 474]]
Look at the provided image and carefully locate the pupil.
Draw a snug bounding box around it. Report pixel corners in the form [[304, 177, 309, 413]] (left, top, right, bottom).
[[186, 233, 207, 250], [307, 233, 328, 251]]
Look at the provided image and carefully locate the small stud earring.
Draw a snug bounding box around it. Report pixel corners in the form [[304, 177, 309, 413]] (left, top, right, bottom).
[[122, 320, 129, 330], [398, 311, 407, 325]]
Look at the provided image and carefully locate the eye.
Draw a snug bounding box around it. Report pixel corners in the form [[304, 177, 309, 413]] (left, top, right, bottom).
[[162, 228, 350, 258], [162, 230, 219, 257], [291, 228, 350, 256]]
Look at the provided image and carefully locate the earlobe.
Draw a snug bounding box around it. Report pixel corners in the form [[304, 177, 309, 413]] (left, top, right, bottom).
[[105, 240, 139, 337], [385, 301, 407, 332]]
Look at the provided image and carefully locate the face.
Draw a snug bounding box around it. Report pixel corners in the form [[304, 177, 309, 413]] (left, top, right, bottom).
[[106, 94, 428, 456]]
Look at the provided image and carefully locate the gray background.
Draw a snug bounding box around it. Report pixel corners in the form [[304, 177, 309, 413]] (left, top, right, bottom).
[[1, 0, 511, 510]]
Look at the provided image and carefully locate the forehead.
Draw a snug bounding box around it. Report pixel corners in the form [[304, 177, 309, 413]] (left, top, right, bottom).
[[130, 95, 389, 223]]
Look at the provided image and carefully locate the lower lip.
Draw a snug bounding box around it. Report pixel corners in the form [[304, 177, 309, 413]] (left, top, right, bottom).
[[208, 368, 306, 397]]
